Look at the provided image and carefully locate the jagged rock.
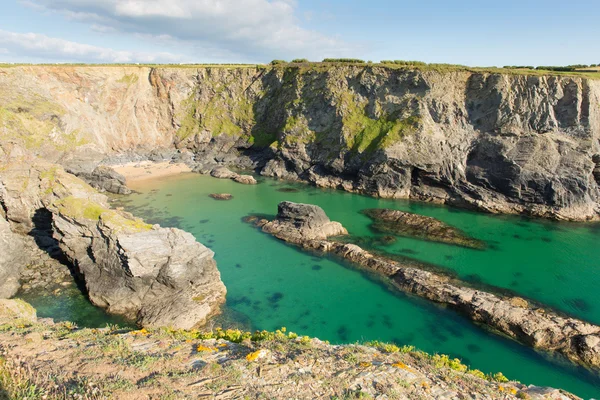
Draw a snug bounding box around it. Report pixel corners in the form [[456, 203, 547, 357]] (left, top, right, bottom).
[[0, 213, 26, 298], [2, 65, 598, 220], [233, 174, 257, 185], [0, 161, 226, 329], [209, 193, 233, 200], [362, 208, 485, 249], [76, 165, 131, 195], [247, 202, 600, 370], [261, 201, 347, 241]]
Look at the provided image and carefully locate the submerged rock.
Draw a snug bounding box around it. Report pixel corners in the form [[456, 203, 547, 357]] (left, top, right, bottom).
[[363, 208, 485, 249], [261, 201, 347, 241], [247, 202, 600, 370], [209, 193, 233, 201]]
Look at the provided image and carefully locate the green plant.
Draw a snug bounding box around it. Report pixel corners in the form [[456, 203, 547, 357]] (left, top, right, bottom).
[[322, 58, 365, 63], [491, 372, 509, 383], [291, 58, 309, 63], [270, 60, 287, 65]]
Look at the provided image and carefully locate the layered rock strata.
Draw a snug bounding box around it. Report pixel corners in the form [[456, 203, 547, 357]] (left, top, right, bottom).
[[1, 65, 599, 220], [0, 160, 226, 329], [246, 202, 600, 369]]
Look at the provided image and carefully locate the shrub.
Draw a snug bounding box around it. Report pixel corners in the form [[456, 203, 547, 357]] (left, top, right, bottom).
[[270, 60, 287, 65], [535, 66, 576, 72], [503, 66, 534, 69], [322, 58, 365, 63], [291, 58, 309, 63]]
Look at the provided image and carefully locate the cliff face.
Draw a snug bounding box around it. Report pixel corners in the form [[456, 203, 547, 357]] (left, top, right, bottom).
[[1, 65, 599, 220]]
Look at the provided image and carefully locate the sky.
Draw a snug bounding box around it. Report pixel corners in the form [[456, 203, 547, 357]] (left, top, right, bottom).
[[0, 0, 598, 66]]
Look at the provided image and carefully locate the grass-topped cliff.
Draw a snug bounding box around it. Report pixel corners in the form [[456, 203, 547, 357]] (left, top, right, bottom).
[[1, 63, 599, 220]]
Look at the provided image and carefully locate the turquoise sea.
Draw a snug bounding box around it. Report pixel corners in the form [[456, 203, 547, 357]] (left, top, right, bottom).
[[21, 173, 600, 398]]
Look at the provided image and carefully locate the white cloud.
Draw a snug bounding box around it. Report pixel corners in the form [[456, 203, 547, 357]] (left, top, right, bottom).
[[0, 29, 185, 63], [23, 0, 358, 61]]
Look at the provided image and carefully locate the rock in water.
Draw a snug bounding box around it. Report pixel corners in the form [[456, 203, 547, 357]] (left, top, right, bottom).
[[247, 201, 600, 370], [261, 201, 347, 241], [210, 166, 238, 179], [209, 193, 233, 200], [233, 174, 257, 185], [362, 208, 485, 249]]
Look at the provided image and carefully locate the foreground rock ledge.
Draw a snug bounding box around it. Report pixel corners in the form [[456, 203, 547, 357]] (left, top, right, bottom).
[[246, 202, 600, 370], [0, 160, 226, 329], [0, 300, 581, 400]]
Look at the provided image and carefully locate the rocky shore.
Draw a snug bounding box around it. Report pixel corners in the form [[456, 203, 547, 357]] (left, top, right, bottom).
[[246, 202, 600, 370], [0, 160, 226, 329], [0, 299, 581, 400], [1, 65, 599, 220]]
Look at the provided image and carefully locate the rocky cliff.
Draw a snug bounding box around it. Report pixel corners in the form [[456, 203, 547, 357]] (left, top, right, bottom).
[[1, 65, 599, 220], [0, 159, 226, 328]]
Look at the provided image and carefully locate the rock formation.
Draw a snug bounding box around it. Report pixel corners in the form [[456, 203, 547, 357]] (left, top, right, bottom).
[[246, 202, 600, 369], [73, 165, 131, 195], [1, 65, 599, 220], [260, 201, 347, 241], [0, 160, 226, 329], [362, 208, 485, 249], [209, 193, 233, 200]]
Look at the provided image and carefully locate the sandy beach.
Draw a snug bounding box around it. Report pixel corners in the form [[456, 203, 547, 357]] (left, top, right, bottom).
[[112, 161, 192, 183]]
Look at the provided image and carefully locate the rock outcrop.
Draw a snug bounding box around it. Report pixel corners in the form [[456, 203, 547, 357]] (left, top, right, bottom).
[[209, 193, 233, 200], [208, 166, 257, 185], [0, 299, 37, 325], [362, 208, 485, 249], [1, 65, 599, 220], [260, 201, 347, 241], [0, 160, 226, 329], [74, 165, 131, 195], [0, 210, 27, 298], [246, 202, 600, 369]]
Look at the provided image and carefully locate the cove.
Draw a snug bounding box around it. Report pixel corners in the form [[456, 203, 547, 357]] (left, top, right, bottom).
[[20, 172, 600, 398], [108, 172, 600, 398]]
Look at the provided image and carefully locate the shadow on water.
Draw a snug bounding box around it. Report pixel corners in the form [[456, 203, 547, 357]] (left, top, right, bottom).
[[23, 208, 134, 328]]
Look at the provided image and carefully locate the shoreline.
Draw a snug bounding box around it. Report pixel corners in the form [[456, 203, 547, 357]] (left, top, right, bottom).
[[112, 161, 191, 184]]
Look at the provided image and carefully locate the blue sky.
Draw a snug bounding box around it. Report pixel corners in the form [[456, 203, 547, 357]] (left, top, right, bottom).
[[0, 0, 597, 66]]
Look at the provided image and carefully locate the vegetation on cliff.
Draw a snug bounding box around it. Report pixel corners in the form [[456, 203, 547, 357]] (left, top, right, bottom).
[[0, 309, 557, 400]]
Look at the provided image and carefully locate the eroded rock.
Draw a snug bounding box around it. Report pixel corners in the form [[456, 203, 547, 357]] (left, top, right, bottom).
[[261, 201, 347, 241], [363, 208, 485, 249], [0, 161, 226, 329], [75, 165, 131, 195], [247, 202, 600, 369]]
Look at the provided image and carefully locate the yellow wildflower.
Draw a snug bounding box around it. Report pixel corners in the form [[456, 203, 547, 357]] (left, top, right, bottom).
[[196, 344, 217, 352]]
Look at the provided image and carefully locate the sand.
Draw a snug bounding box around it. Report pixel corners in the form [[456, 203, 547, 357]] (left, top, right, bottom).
[[112, 161, 192, 183]]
